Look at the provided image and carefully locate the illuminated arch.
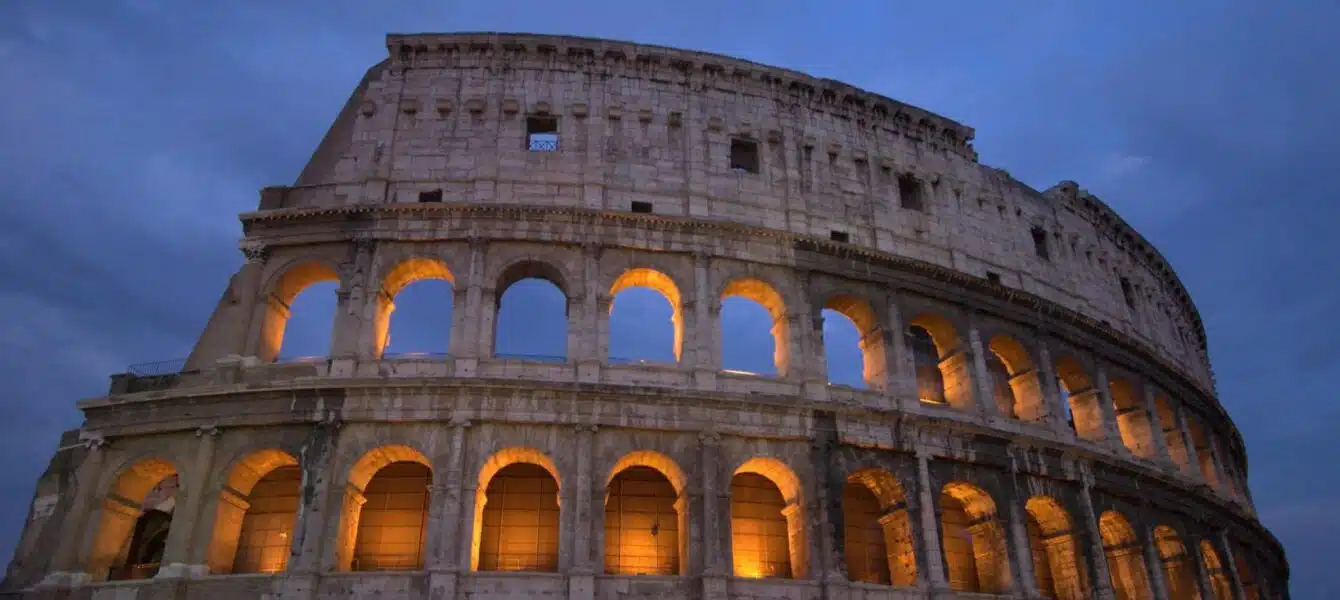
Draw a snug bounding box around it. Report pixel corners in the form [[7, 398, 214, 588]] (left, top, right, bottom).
[[906, 313, 971, 410], [257, 260, 340, 363], [87, 457, 181, 581], [1108, 379, 1158, 458], [731, 457, 806, 579], [604, 451, 689, 576], [939, 481, 1009, 594], [1154, 526, 1199, 600], [986, 335, 1047, 421], [721, 277, 791, 376], [843, 468, 915, 586], [1098, 511, 1153, 600], [206, 449, 300, 574], [610, 268, 684, 362], [1154, 395, 1191, 471], [1199, 540, 1233, 600], [473, 447, 563, 573], [822, 294, 888, 390], [336, 445, 432, 572], [1024, 496, 1086, 600], [373, 257, 455, 358], [1055, 356, 1105, 441]]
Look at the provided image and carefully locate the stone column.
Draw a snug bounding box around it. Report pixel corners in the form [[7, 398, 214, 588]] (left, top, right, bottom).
[[699, 431, 729, 600], [800, 308, 830, 402], [39, 436, 108, 586], [1173, 406, 1203, 481], [157, 425, 221, 579], [330, 236, 377, 362], [913, 450, 948, 591], [569, 424, 598, 574], [967, 323, 1002, 419], [884, 293, 920, 411], [1142, 384, 1174, 465], [1077, 465, 1117, 600], [574, 242, 603, 382], [452, 237, 487, 377], [691, 251, 718, 391], [425, 418, 470, 600], [1093, 367, 1127, 454], [287, 418, 342, 574], [1006, 498, 1041, 598], [1205, 435, 1232, 496], [1217, 531, 1248, 600], [1036, 341, 1072, 435], [1143, 531, 1172, 600], [1191, 535, 1219, 600]]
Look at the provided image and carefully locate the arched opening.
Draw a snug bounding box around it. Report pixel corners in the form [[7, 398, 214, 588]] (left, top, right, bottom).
[[844, 469, 916, 586], [605, 467, 680, 575], [376, 258, 455, 358], [609, 268, 682, 364], [206, 449, 300, 574], [1099, 511, 1152, 600], [1234, 544, 1261, 600], [1186, 419, 1223, 490], [906, 313, 970, 410], [263, 261, 340, 362], [87, 458, 179, 581], [474, 448, 562, 573], [1024, 496, 1086, 600], [987, 336, 1047, 421], [731, 457, 804, 579], [494, 260, 568, 362], [720, 278, 789, 377], [338, 446, 431, 572], [1154, 396, 1191, 471], [822, 295, 886, 390], [1200, 540, 1234, 600], [1056, 358, 1104, 442], [1109, 380, 1157, 458], [939, 482, 1009, 594], [1154, 526, 1199, 600]]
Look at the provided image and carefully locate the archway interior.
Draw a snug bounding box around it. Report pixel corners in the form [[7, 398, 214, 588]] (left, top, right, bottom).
[[906, 325, 945, 404], [1108, 379, 1157, 458], [91, 459, 178, 582], [1200, 540, 1234, 600], [494, 261, 568, 361], [1099, 511, 1152, 600], [378, 258, 455, 357], [1154, 526, 1199, 600], [1056, 357, 1102, 441], [987, 335, 1047, 421], [604, 466, 680, 575], [352, 461, 430, 571], [232, 465, 301, 574], [720, 278, 787, 376], [609, 286, 679, 364], [479, 463, 561, 572], [1024, 496, 1086, 600], [1154, 396, 1191, 470], [983, 350, 1017, 418], [273, 276, 338, 361], [843, 469, 915, 586], [730, 472, 791, 579], [940, 482, 1008, 594], [822, 309, 865, 388]]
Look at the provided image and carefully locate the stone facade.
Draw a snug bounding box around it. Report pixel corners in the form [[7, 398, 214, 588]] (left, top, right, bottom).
[[0, 33, 1286, 600]]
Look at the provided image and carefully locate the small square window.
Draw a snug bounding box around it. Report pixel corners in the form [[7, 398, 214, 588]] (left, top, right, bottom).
[[1031, 227, 1050, 261], [1120, 277, 1136, 309], [986, 271, 1001, 284], [418, 190, 442, 203], [729, 138, 759, 173], [830, 230, 850, 243], [526, 116, 559, 152], [631, 201, 653, 214], [898, 175, 924, 211]]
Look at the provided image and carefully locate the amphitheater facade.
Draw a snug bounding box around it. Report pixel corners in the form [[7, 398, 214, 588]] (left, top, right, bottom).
[[2, 32, 1287, 600]]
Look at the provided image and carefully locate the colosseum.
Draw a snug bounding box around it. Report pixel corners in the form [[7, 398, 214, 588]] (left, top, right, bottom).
[[1, 32, 1288, 600]]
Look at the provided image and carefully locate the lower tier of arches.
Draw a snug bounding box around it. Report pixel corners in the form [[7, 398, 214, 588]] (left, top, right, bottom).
[[7, 411, 1286, 600]]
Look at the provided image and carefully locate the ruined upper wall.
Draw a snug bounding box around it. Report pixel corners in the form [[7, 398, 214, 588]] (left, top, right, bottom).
[[274, 31, 1213, 392]]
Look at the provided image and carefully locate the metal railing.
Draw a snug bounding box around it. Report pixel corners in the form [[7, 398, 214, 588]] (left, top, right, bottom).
[[493, 352, 567, 363], [120, 352, 682, 378], [126, 358, 188, 377]]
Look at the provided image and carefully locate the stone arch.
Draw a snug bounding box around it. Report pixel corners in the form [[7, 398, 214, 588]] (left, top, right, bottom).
[[986, 335, 1048, 422], [609, 268, 685, 363], [87, 457, 181, 581], [1024, 496, 1086, 600], [906, 312, 971, 410], [205, 449, 300, 574], [1108, 379, 1158, 458], [939, 481, 1009, 594], [1098, 511, 1153, 600], [720, 277, 791, 377], [257, 259, 341, 363], [372, 257, 456, 358], [1055, 356, 1104, 441], [493, 258, 571, 361], [1154, 525, 1199, 600], [604, 451, 689, 576], [843, 468, 916, 586], [821, 293, 888, 391], [1200, 540, 1233, 600], [1186, 418, 1223, 489], [473, 447, 563, 573], [730, 456, 806, 579], [1233, 542, 1261, 600], [337, 445, 432, 572], [1154, 395, 1191, 471]]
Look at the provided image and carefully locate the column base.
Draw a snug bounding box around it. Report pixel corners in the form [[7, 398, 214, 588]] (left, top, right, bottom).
[[693, 368, 717, 391], [427, 570, 459, 600], [700, 573, 728, 600], [154, 563, 210, 579], [453, 356, 479, 378], [328, 357, 358, 378], [32, 571, 90, 589], [567, 572, 595, 600], [576, 360, 602, 384]]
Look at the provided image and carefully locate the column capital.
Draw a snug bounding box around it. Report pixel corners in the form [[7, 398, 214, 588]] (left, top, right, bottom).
[[239, 238, 268, 263], [195, 424, 222, 438]]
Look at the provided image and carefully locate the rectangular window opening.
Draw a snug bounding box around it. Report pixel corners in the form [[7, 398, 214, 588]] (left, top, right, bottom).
[[729, 138, 760, 173], [526, 116, 559, 152], [830, 230, 850, 243], [986, 271, 1001, 284], [418, 190, 443, 203], [898, 175, 924, 211], [1031, 227, 1050, 261], [630, 201, 653, 214], [1120, 277, 1136, 309]]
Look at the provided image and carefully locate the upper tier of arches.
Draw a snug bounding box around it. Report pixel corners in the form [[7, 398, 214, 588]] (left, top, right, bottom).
[[264, 32, 1212, 394]]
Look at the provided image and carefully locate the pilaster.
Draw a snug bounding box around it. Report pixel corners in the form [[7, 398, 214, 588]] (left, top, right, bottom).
[[914, 450, 948, 592], [1077, 464, 1116, 600], [157, 425, 221, 579]]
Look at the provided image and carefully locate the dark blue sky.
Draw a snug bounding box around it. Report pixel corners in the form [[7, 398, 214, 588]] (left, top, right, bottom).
[[1, 1, 1335, 595]]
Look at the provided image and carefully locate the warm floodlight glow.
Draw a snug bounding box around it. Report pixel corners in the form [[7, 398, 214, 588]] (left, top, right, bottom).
[[722, 369, 758, 376]]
